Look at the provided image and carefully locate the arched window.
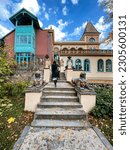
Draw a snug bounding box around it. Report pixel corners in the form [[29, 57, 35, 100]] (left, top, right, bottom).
[[84, 59, 90, 72], [106, 59, 112, 72], [75, 59, 82, 70], [89, 38, 95, 42], [97, 59, 104, 72], [54, 54, 59, 61]]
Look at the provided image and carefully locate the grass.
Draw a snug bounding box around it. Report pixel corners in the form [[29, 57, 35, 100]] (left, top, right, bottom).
[[0, 96, 34, 150], [88, 114, 113, 145]]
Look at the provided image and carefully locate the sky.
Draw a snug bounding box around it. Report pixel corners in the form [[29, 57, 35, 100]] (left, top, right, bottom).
[[0, 0, 112, 49]]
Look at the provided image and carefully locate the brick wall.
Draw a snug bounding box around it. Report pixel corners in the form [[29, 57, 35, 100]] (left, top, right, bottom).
[[4, 31, 15, 58], [36, 29, 53, 61]]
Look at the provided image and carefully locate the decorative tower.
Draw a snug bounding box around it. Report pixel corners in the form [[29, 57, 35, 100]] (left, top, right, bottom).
[[80, 22, 100, 50], [9, 8, 40, 69]]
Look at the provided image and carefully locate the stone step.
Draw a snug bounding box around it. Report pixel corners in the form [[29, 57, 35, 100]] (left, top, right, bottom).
[[31, 119, 87, 128], [60, 75, 66, 78], [45, 82, 71, 88], [50, 80, 66, 83], [41, 95, 79, 102], [35, 108, 86, 120], [43, 87, 75, 91], [59, 77, 66, 79], [60, 73, 65, 78], [57, 80, 66, 82], [37, 102, 82, 108], [43, 90, 77, 96]]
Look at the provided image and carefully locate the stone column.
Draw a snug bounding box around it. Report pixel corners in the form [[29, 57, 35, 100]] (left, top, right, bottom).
[[65, 69, 73, 82], [44, 59, 51, 82], [44, 68, 51, 82]]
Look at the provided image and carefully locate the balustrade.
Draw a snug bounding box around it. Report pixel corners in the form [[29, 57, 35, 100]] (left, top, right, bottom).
[[60, 49, 113, 56]]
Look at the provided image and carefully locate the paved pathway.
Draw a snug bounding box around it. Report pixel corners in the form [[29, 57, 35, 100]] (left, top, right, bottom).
[[16, 127, 108, 150]]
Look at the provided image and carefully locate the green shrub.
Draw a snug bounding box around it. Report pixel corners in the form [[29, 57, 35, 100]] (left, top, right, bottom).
[[0, 81, 29, 98], [91, 87, 113, 118]]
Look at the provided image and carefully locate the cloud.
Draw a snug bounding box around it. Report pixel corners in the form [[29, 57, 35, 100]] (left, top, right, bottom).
[[48, 7, 59, 15], [70, 21, 87, 37], [57, 19, 69, 30], [97, 0, 104, 3], [41, 3, 49, 20], [47, 25, 68, 41], [0, 0, 41, 21], [45, 12, 49, 20], [71, 0, 79, 5], [42, 3, 46, 12], [13, 0, 40, 16], [46, 19, 69, 41], [62, 6, 68, 16], [0, 24, 11, 38], [0, 0, 12, 21], [95, 16, 111, 40], [61, 0, 66, 4], [38, 19, 43, 27], [100, 40, 113, 49]]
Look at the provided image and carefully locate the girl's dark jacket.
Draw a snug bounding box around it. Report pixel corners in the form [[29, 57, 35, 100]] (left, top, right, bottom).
[[51, 64, 58, 78]]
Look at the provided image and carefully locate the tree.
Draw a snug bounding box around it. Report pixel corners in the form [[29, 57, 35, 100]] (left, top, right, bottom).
[[98, 0, 113, 45], [0, 40, 16, 85], [99, 0, 113, 26]]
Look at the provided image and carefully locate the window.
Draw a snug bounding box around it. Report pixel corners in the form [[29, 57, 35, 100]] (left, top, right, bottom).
[[16, 35, 31, 44], [20, 35, 27, 44], [28, 35, 31, 44], [16, 52, 34, 69], [106, 59, 112, 72], [97, 59, 104, 72], [90, 47, 95, 50], [75, 59, 82, 70], [84, 59, 90, 72], [89, 38, 95, 42]]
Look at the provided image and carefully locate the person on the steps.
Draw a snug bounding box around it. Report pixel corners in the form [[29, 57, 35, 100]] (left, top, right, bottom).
[[51, 61, 59, 87]]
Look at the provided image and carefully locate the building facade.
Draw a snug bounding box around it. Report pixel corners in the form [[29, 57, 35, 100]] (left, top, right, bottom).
[[1, 8, 113, 83], [53, 22, 113, 83]]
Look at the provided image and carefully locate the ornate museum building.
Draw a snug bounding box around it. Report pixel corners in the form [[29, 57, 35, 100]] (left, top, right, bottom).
[[0, 8, 113, 83]]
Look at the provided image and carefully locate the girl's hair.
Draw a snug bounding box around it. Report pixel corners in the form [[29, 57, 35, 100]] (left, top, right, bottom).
[[53, 61, 56, 64]]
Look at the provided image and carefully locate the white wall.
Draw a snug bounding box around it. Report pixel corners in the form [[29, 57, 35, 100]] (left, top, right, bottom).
[[62, 56, 113, 81], [24, 92, 42, 112]]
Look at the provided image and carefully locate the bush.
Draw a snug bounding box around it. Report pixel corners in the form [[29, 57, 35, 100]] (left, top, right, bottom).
[[0, 81, 29, 98], [91, 87, 113, 118]]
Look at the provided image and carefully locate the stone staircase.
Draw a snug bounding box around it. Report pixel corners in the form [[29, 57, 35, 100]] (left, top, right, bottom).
[[31, 73, 87, 128], [59, 72, 66, 81]]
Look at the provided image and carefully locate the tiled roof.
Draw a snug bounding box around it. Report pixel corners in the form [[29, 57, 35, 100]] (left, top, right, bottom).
[[84, 22, 99, 33]]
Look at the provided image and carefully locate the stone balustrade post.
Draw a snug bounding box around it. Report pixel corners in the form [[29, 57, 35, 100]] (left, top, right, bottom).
[[75, 88, 96, 113]]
